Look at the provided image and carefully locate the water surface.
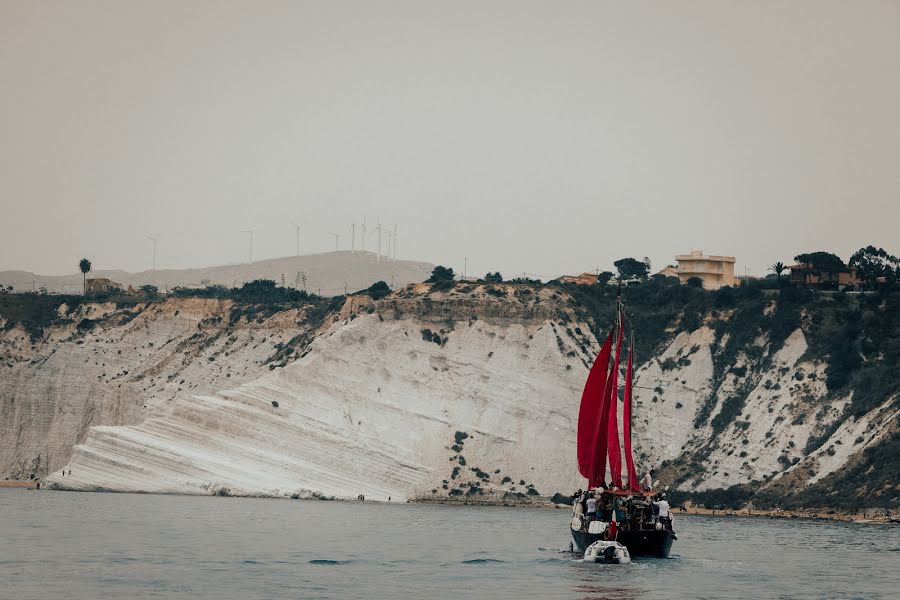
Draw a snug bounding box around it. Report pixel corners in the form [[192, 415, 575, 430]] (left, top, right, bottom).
[[2, 489, 898, 599]]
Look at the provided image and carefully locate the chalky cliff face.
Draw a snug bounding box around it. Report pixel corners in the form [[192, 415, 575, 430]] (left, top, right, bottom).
[[1, 285, 896, 506]]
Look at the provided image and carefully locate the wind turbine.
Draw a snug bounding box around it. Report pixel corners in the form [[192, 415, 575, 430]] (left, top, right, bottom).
[[289, 219, 302, 257], [351, 223, 356, 253], [241, 227, 255, 263], [361, 217, 367, 252], [145, 234, 159, 270], [391, 224, 398, 260], [371, 219, 383, 261], [383, 228, 393, 262], [328, 232, 341, 251]]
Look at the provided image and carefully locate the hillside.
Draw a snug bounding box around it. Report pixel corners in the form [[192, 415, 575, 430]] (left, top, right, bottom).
[[1, 278, 896, 511], [0, 251, 433, 297]]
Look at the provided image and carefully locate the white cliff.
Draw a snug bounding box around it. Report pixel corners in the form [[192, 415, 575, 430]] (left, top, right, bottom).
[[2, 285, 894, 506], [45, 313, 591, 501]]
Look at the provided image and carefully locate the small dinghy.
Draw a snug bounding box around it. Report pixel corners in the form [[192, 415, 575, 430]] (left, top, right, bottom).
[[584, 540, 631, 564]]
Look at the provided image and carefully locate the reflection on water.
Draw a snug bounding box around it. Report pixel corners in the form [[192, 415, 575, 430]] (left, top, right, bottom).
[[2, 489, 898, 600]]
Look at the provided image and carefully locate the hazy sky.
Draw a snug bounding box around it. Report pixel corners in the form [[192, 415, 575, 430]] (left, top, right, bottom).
[[2, 1, 898, 279]]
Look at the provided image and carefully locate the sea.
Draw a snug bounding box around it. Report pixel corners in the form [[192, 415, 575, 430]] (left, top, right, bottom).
[[2, 489, 898, 600]]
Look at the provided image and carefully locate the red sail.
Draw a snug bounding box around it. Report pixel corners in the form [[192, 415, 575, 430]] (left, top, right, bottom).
[[622, 345, 640, 491], [590, 314, 623, 489], [606, 310, 624, 488], [576, 327, 614, 479]]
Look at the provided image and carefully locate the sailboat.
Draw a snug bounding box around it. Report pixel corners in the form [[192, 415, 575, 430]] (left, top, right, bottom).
[[569, 301, 676, 558]]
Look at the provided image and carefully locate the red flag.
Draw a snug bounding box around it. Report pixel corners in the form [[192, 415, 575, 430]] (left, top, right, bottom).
[[622, 345, 640, 491], [576, 327, 613, 479]]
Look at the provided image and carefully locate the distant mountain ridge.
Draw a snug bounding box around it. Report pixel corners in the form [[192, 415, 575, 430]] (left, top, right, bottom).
[[0, 251, 434, 296]]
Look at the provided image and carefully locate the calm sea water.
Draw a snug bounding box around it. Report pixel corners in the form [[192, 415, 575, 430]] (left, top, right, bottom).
[[2, 489, 898, 600]]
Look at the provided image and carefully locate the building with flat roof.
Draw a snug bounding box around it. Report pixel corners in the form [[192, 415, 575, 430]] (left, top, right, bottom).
[[556, 272, 599, 285], [674, 250, 736, 290], [85, 278, 122, 295], [788, 263, 858, 289]]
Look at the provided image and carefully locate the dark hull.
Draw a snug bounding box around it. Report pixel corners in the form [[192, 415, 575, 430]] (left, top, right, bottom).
[[571, 528, 674, 558]]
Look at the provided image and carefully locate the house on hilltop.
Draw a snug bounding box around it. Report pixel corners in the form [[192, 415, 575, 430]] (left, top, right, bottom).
[[85, 278, 122, 294], [674, 250, 736, 290], [788, 264, 858, 289], [556, 272, 599, 285]]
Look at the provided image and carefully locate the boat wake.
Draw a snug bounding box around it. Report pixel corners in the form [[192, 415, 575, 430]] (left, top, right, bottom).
[[308, 559, 352, 565], [461, 558, 506, 564]]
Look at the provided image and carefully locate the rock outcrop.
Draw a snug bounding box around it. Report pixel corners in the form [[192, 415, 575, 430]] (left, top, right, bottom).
[[2, 282, 896, 508]]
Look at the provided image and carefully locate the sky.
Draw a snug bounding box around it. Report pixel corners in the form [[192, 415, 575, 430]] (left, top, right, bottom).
[[2, 0, 898, 280]]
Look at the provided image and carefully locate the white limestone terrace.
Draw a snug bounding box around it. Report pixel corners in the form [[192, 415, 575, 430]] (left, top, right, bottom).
[[0, 297, 319, 479], [688, 329, 837, 490], [45, 313, 594, 501], [7, 286, 890, 503], [631, 326, 717, 466], [778, 395, 899, 487]]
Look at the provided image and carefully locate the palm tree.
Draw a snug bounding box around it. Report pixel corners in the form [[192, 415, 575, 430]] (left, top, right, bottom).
[[770, 261, 787, 283], [79, 258, 92, 295]]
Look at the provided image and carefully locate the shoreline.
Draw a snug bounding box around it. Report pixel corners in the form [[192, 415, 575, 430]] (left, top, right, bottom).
[[674, 505, 897, 525], [9, 483, 897, 524]]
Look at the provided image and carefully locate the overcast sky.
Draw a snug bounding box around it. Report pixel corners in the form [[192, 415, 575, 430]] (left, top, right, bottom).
[[2, 0, 898, 279]]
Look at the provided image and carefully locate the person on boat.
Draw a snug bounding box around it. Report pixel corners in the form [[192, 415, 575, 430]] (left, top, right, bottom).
[[585, 492, 598, 520], [641, 470, 655, 492], [594, 491, 606, 521], [653, 493, 672, 528], [572, 492, 584, 517]]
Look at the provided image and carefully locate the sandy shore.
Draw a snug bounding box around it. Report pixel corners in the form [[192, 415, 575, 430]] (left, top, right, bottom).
[[0, 480, 39, 489]]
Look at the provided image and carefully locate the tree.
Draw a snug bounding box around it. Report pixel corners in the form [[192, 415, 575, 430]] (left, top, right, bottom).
[[613, 257, 649, 281], [770, 261, 787, 283], [793, 251, 845, 287], [364, 280, 391, 300], [139, 284, 159, 296], [483, 272, 503, 283], [848, 246, 898, 289], [427, 266, 455, 283], [597, 271, 614, 285], [686, 276, 704, 288], [234, 279, 278, 302], [79, 258, 92, 295]]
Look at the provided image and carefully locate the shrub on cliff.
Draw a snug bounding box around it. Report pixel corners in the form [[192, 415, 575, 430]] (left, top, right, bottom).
[[427, 266, 455, 283], [362, 281, 391, 300]]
